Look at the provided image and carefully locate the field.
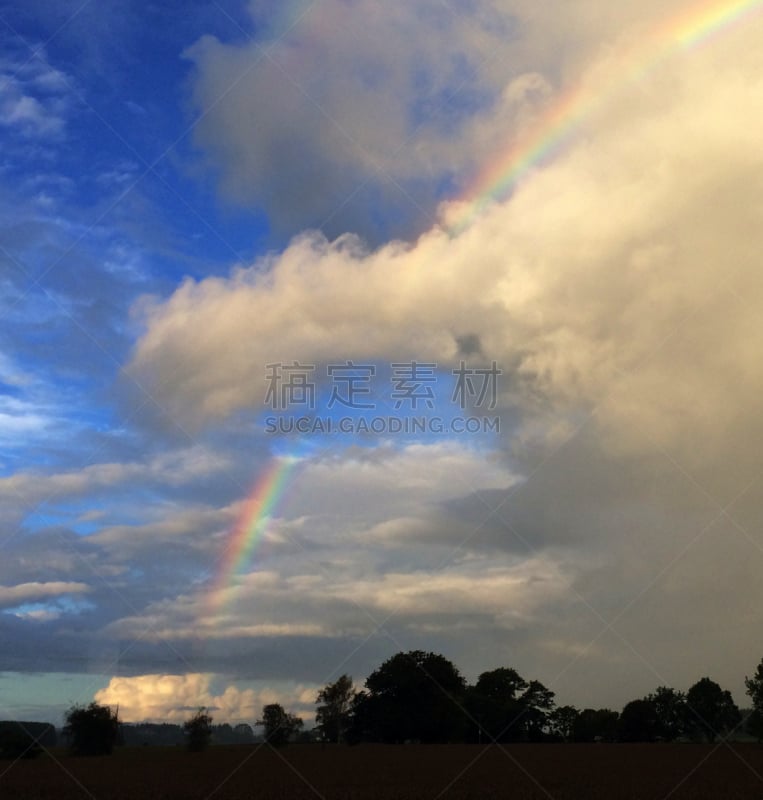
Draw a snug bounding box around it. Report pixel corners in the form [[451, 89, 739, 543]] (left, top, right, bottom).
[[1, 743, 763, 799]]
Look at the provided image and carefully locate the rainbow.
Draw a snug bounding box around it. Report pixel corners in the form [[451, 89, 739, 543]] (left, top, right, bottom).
[[206, 457, 300, 617], [450, 0, 763, 235]]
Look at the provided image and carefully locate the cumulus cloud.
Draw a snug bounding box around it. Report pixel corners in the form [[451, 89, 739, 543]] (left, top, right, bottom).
[[184, 0, 543, 239], [94, 673, 318, 723], [134, 14, 763, 477], [122, 6, 763, 709], [5, 0, 763, 718], [184, 1, 734, 241]]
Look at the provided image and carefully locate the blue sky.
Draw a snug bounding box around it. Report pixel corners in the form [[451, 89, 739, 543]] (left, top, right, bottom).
[[2, 0, 763, 727]]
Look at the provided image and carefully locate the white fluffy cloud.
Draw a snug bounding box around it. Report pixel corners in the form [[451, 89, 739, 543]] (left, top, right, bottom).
[[94, 673, 318, 723], [132, 20, 763, 478]]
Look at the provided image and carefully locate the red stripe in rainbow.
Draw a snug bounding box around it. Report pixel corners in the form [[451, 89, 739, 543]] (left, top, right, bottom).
[[450, 0, 763, 235], [207, 457, 299, 616]]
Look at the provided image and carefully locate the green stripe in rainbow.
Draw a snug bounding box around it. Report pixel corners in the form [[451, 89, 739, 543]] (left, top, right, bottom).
[[673, 0, 761, 47], [450, 0, 763, 235], [207, 457, 300, 616]]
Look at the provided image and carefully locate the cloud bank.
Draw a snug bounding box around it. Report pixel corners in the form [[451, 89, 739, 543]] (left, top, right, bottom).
[[5, 1, 763, 722], [94, 673, 318, 723], [122, 3, 763, 708]]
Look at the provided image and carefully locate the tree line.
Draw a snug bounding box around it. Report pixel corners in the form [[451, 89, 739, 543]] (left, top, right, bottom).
[[291, 651, 763, 746], [10, 651, 763, 757]]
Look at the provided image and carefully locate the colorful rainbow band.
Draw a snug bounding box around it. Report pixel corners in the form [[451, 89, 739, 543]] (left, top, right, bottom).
[[450, 0, 763, 235]]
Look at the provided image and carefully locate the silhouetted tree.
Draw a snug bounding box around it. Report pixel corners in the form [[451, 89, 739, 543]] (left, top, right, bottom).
[[745, 709, 763, 741], [183, 707, 213, 752], [572, 708, 619, 742], [212, 723, 232, 744], [63, 702, 120, 756], [466, 669, 555, 742], [520, 679, 555, 741], [685, 677, 741, 743], [296, 727, 321, 743], [233, 723, 255, 743], [316, 674, 356, 743], [352, 651, 466, 743], [618, 699, 659, 742], [548, 706, 579, 742], [257, 703, 303, 747], [745, 659, 763, 741], [648, 686, 688, 741], [466, 667, 527, 742]]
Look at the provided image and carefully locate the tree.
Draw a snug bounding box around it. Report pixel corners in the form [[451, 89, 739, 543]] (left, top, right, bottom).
[[257, 703, 303, 747], [466, 667, 527, 743], [352, 651, 466, 743], [316, 674, 356, 743], [617, 699, 659, 742], [685, 677, 741, 743], [745, 659, 763, 741], [233, 723, 255, 743], [648, 686, 687, 741], [746, 659, 763, 708], [183, 707, 213, 752], [474, 667, 528, 701], [572, 708, 619, 742], [465, 668, 554, 743], [520, 679, 555, 741], [548, 706, 579, 742], [746, 709, 763, 742], [63, 702, 120, 756]]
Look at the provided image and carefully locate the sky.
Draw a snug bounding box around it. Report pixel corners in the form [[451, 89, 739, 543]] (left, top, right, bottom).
[[1, 0, 763, 727]]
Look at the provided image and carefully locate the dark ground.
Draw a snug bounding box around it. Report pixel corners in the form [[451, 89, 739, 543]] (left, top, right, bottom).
[[1, 743, 763, 799]]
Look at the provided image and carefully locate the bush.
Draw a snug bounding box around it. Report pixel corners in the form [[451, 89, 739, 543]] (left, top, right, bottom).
[[183, 708, 213, 752], [257, 704, 303, 747], [63, 702, 120, 756]]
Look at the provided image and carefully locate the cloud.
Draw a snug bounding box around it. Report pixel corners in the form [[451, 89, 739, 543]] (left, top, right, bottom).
[[184, 1, 728, 242], [0, 445, 231, 513], [0, 52, 75, 139], [12, 608, 62, 622], [0, 94, 62, 136], [89, 504, 232, 557], [122, 7, 763, 710], [94, 673, 318, 723], [4, 0, 763, 719], [184, 0, 532, 240], [133, 15, 763, 479], [105, 549, 572, 647], [0, 581, 89, 608]]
